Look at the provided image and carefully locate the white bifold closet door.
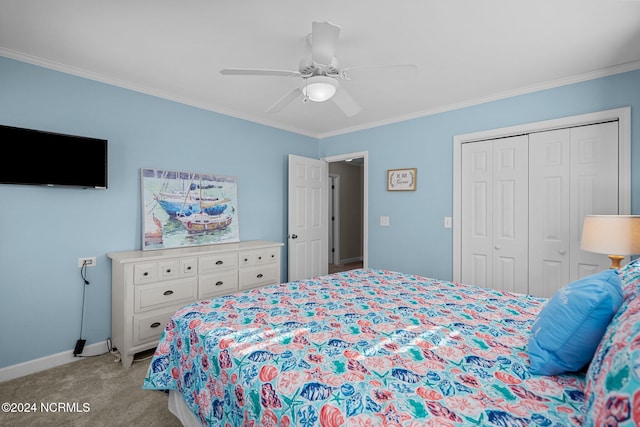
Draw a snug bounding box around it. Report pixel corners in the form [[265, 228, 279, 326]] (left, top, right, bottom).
[[460, 134, 529, 294], [461, 121, 618, 298], [528, 122, 618, 297]]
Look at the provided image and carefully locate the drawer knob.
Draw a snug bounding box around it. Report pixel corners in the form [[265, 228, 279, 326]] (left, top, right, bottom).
[[143, 272, 149, 276], [165, 268, 172, 273], [258, 256, 262, 260], [186, 266, 192, 270], [216, 260, 224, 265], [215, 281, 223, 286], [150, 322, 161, 328], [163, 290, 174, 296], [257, 273, 263, 278], [244, 258, 248, 262]]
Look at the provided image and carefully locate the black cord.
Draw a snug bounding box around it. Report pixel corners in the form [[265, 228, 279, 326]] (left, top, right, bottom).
[[74, 351, 111, 358], [79, 261, 90, 340], [81, 261, 90, 285]]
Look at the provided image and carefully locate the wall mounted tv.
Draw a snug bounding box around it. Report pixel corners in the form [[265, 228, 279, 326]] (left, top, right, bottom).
[[0, 124, 108, 189]]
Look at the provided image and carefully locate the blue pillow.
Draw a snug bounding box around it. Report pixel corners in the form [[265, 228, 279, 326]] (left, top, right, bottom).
[[527, 269, 623, 375]]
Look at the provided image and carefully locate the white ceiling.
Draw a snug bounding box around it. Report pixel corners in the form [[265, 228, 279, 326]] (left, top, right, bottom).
[[1, 0, 640, 138]]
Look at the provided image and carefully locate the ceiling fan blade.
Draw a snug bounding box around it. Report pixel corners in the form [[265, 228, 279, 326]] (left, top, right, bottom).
[[266, 88, 303, 113], [311, 21, 340, 66], [331, 88, 361, 117], [340, 64, 418, 80], [220, 68, 301, 77]]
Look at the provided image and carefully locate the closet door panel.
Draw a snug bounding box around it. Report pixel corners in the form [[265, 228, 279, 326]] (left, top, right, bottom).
[[492, 136, 528, 294], [529, 129, 571, 298], [494, 256, 517, 293], [461, 141, 492, 287], [529, 121, 619, 295], [570, 122, 619, 278]]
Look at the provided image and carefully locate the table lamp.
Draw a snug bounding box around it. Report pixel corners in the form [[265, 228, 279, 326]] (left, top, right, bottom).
[[581, 215, 640, 269]]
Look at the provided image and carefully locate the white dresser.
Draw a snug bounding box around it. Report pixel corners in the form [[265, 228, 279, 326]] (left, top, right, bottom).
[[108, 240, 283, 367]]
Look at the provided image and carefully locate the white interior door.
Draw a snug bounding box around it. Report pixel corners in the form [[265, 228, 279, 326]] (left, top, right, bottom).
[[328, 175, 335, 264], [328, 174, 340, 265], [288, 154, 328, 281]]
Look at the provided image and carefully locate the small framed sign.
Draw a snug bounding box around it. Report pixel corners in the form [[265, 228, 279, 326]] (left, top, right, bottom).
[[387, 168, 417, 191]]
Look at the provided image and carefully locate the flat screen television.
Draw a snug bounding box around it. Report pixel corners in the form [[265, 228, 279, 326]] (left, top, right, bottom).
[[0, 124, 108, 188]]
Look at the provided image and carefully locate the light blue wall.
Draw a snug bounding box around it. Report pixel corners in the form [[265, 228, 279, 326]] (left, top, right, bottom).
[[1, 55, 639, 369], [0, 57, 317, 368], [320, 70, 640, 280]]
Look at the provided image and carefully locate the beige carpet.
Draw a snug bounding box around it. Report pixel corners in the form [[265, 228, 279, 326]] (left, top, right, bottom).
[[328, 261, 363, 274], [0, 352, 181, 427]]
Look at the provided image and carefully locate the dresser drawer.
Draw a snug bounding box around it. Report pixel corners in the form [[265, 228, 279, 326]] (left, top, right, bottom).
[[199, 270, 238, 299], [239, 263, 279, 290], [133, 308, 176, 345], [158, 259, 180, 281], [134, 277, 197, 313], [133, 262, 158, 284], [180, 257, 198, 277], [199, 252, 238, 274], [239, 248, 280, 266]]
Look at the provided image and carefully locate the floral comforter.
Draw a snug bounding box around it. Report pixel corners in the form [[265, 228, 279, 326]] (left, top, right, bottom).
[[143, 269, 585, 426]]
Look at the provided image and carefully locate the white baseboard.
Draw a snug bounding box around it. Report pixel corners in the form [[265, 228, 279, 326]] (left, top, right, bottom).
[[0, 340, 109, 383]]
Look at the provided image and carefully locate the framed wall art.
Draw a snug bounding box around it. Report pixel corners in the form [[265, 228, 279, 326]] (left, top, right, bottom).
[[387, 168, 417, 191], [141, 168, 240, 250]]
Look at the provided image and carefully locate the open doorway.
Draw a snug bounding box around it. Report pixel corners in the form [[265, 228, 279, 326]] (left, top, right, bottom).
[[324, 152, 367, 274]]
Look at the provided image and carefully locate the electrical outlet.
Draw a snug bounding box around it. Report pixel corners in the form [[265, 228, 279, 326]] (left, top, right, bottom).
[[78, 257, 97, 268]]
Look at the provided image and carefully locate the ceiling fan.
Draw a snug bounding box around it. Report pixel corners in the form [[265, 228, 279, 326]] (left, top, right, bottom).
[[220, 21, 418, 117]]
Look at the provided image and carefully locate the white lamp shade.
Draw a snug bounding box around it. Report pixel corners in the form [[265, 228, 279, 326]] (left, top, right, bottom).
[[302, 76, 338, 102], [581, 215, 640, 255]]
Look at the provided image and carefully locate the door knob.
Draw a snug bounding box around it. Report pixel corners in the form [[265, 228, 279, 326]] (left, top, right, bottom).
[[290, 234, 298, 239]]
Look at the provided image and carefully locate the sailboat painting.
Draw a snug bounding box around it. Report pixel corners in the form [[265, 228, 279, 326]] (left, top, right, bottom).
[[141, 168, 240, 250]]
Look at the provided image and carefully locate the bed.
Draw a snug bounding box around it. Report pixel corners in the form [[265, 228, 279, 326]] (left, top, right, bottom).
[[143, 267, 640, 426]]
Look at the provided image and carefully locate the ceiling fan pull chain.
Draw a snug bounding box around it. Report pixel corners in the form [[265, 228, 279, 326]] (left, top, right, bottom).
[[303, 80, 310, 102]]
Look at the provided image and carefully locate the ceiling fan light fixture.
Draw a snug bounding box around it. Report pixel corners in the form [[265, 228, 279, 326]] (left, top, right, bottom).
[[303, 76, 338, 102]]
